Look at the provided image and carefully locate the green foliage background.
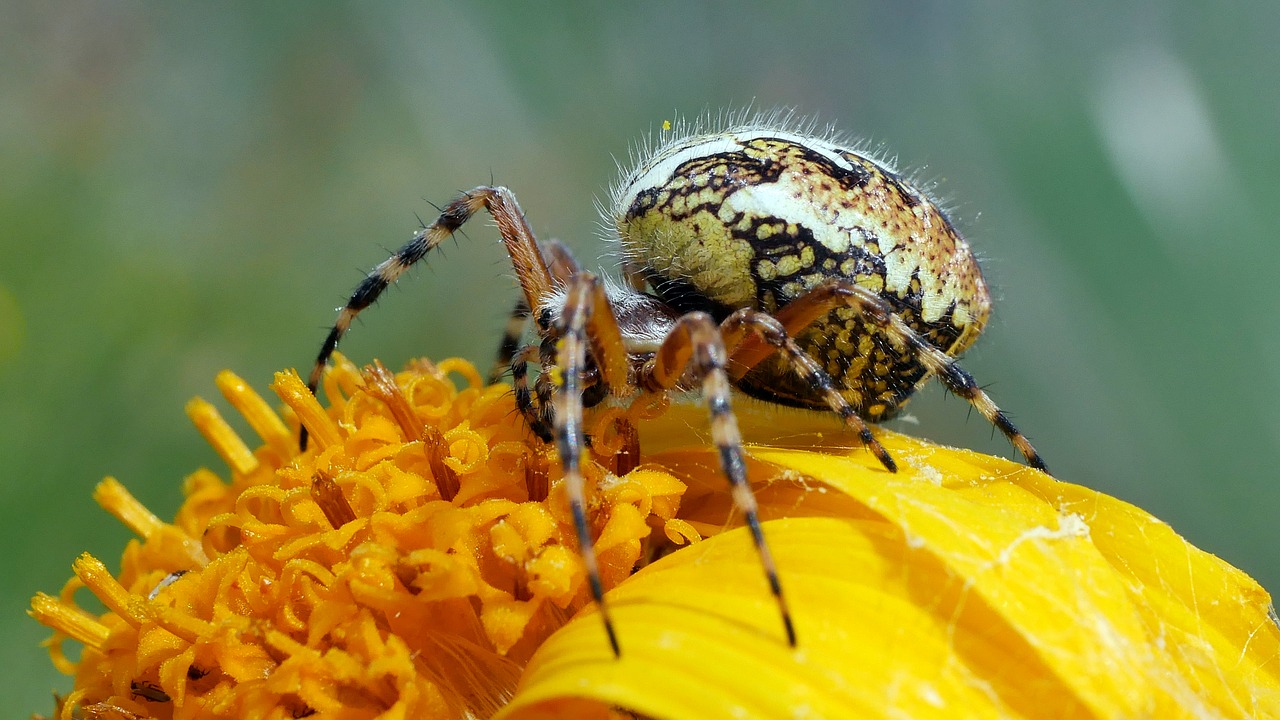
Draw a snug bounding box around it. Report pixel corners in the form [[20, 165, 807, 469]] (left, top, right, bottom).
[[3, 1, 1277, 710]]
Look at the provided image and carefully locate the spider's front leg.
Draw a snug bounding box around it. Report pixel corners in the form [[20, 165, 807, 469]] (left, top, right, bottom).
[[549, 272, 631, 657], [488, 239, 583, 385], [637, 309, 798, 648], [302, 186, 554, 450]]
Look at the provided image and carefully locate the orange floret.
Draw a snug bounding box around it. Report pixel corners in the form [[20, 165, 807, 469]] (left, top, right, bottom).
[[31, 355, 686, 719]]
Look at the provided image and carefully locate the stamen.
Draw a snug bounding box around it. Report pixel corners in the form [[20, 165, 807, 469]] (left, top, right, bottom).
[[272, 369, 342, 450], [28, 593, 110, 650], [93, 477, 163, 539], [186, 397, 259, 476], [216, 370, 293, 461], [71, 554, 146, 628], [311, 470, 357, 529], [95, 479, 209, 567]]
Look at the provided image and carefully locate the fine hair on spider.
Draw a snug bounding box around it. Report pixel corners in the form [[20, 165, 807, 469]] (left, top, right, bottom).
[[301, 109, 1047, 657]]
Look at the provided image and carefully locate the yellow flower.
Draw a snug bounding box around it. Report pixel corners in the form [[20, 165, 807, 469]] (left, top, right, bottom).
[[29, 356, 1280, 719]]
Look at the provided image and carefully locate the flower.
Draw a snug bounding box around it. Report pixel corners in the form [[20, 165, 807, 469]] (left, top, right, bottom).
[[30, 356, 1280, 719]]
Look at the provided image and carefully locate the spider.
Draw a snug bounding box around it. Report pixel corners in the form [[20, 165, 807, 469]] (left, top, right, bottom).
[[301, 112, 1046, 657]]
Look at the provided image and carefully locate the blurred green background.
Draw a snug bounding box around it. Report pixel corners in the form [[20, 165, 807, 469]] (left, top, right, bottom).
[[3, 1, 1277, 710]]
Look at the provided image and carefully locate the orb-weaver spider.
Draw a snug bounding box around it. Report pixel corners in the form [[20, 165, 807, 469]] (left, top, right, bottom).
[[302, 113, 1046, 656]]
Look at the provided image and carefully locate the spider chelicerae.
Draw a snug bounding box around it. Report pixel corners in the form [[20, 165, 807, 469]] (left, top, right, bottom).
[[302, 112, 1046, 656]]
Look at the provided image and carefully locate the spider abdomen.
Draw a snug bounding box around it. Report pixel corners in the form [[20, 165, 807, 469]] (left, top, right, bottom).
[[613, 128, 992, 419]]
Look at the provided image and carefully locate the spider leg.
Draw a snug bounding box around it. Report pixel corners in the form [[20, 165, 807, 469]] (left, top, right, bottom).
[[303, 186, 556, 449], [510, 344, 554, 442], [541, 238, 583, 283], [487, 239, 581, 384], [738, 278, 1047, 472], [640, 311, 797, 647], [551, 272, 632, 657], [720, 309, 898, 472], [509, 344, 541, 427], [488, 296, 530, 385]]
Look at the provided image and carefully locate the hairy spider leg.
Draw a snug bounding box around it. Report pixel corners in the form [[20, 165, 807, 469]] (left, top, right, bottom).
[[541, 237, 584, 283], [551, 273, 626, 656], [639, 309, 798, 648], [488, 239, 581, 384], [303, 186, 555, 449], [719, 309, 897, 473], [510, 343, 554, 442], [738, 278, 1047, 473], [488, 296, 530, 385], [518, 263, 626, 444]]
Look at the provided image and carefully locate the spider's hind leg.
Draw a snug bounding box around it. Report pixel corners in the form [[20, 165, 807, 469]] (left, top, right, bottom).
[[741, 278, 1047, 473], [719, 309, 897, 473], [548, 272, 632, 657]]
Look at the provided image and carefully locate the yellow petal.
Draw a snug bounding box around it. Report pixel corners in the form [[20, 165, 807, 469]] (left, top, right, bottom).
[[501, 435, 1280, 720]]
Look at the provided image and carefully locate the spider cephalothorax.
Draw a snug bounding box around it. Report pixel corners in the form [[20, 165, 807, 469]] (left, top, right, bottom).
[[302, 111, 1045, 656]]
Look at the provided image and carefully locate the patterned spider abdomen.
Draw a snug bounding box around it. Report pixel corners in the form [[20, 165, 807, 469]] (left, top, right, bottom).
[[611, 126, 991, 419]]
